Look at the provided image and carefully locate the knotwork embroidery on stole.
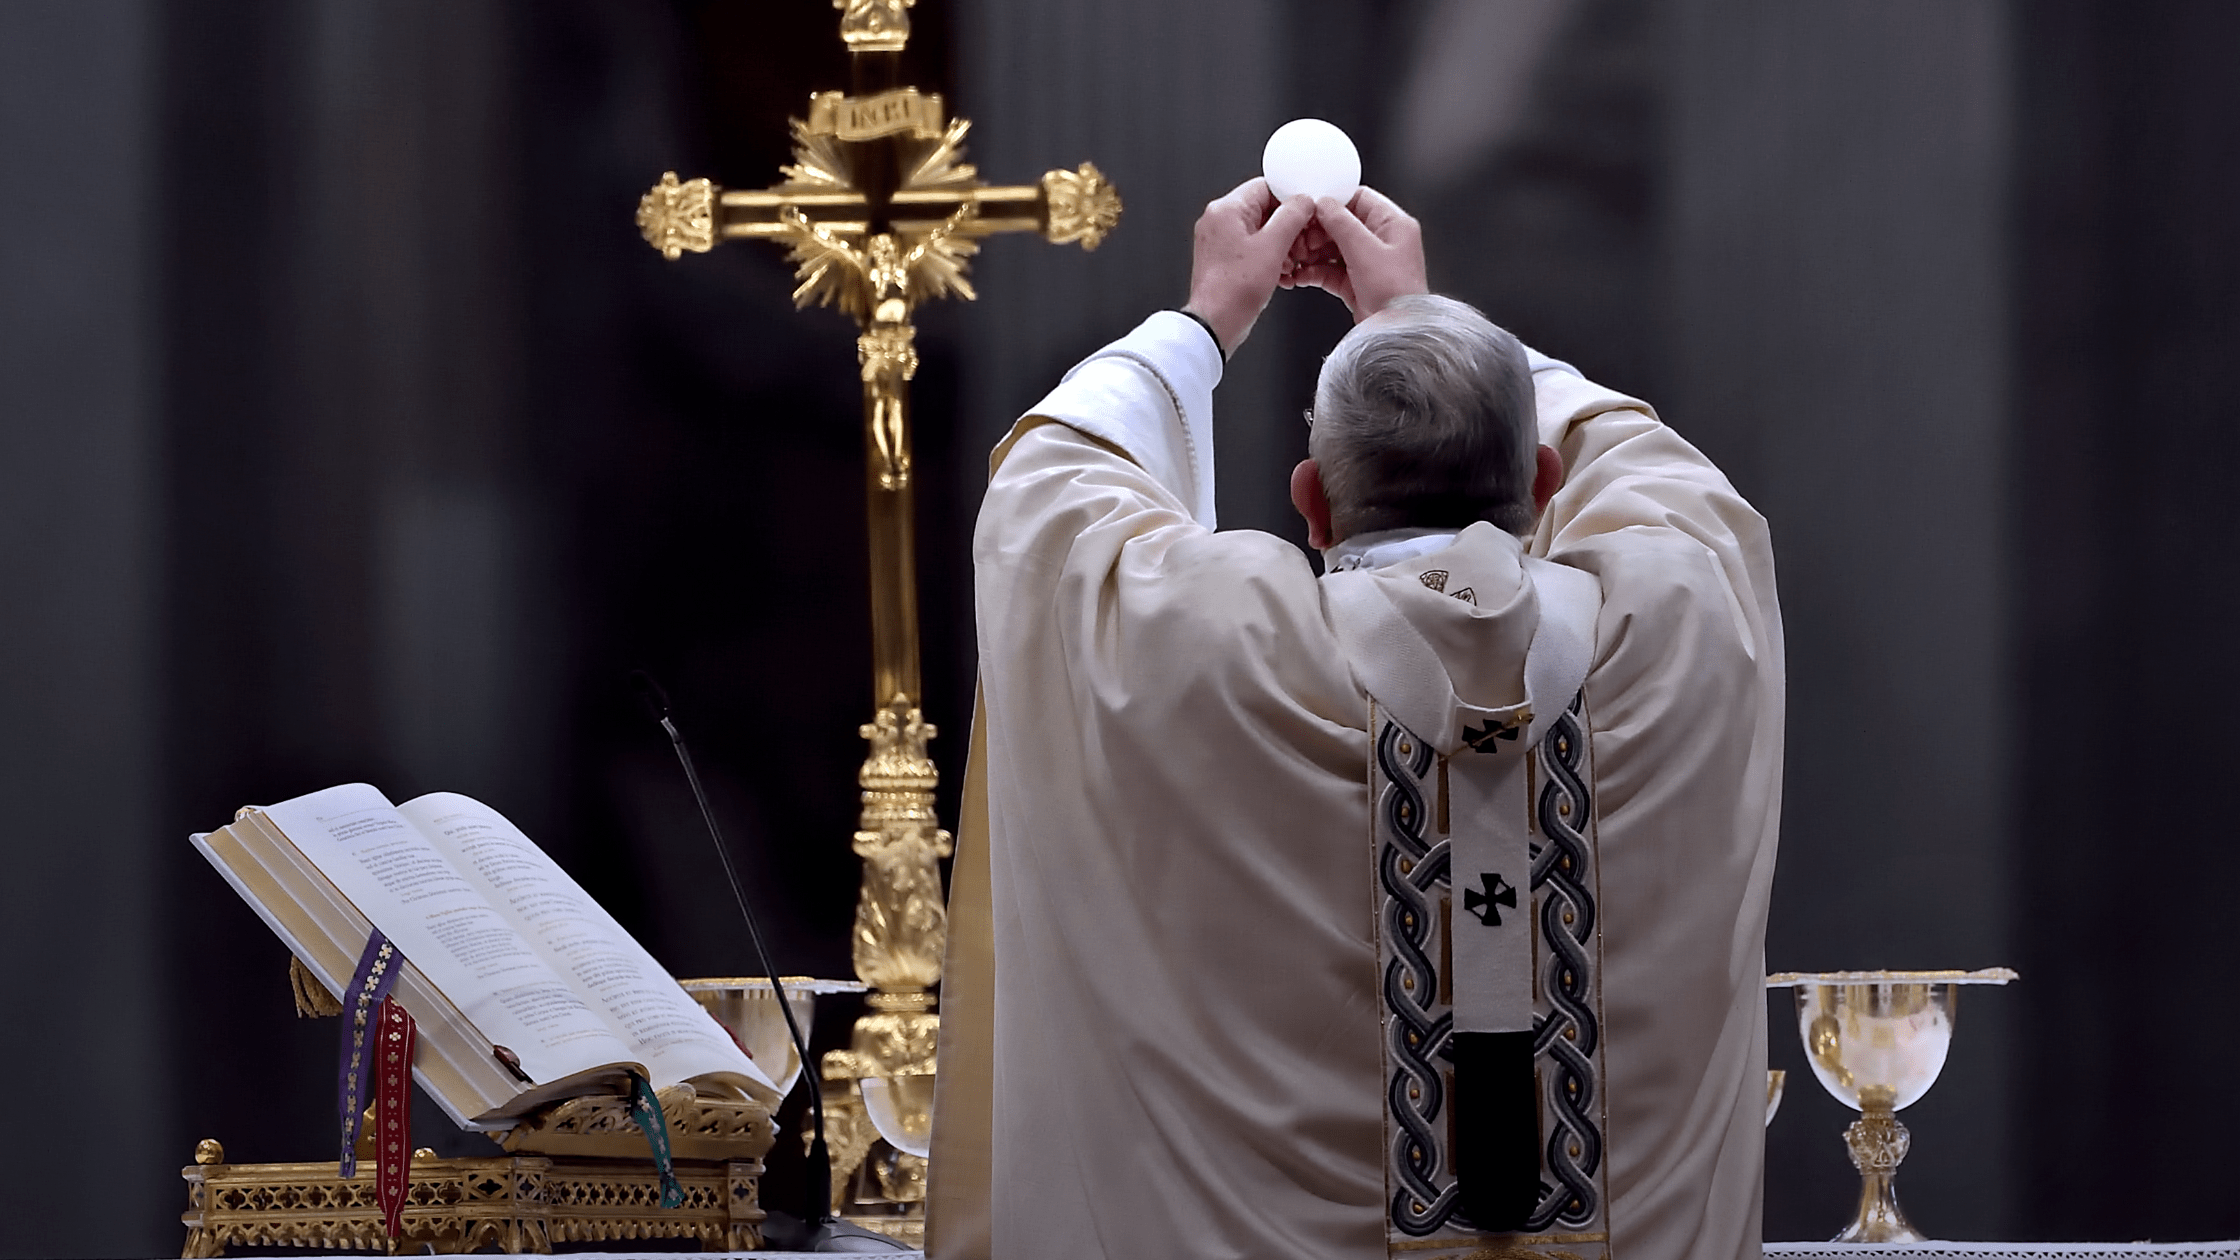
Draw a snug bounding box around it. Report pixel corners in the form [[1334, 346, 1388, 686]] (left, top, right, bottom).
[[1371, 692, 1609, 1260]]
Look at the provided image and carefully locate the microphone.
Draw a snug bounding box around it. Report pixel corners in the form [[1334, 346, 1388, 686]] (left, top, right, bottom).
[[630, 671, 836, 1233]]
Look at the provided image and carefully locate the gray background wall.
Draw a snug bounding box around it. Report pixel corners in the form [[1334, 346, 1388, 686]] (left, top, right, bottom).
[[0, 0, 166, 1242], [3, 1, 2236, 1253], [1663, 2, 2017, 1234]]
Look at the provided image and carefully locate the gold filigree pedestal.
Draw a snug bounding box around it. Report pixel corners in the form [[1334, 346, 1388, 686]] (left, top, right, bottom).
[[636, 1, 1120, 1242], [180, 1085, 775, 1257]]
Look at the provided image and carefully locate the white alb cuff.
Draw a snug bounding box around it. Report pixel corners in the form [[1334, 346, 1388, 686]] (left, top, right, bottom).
[[1017, 310, 1223, 529]]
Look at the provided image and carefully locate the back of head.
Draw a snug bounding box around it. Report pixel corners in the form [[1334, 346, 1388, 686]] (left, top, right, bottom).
[[1310, 294, 1537, 539]]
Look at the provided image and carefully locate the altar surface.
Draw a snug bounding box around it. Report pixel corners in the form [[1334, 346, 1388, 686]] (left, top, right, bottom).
[[1765, 1237, 2240, 1246], [79, 1240, 2240, 1259]]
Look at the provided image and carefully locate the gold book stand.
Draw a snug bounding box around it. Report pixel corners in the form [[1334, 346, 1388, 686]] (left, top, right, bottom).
[[180, 1084, 776, 1256]]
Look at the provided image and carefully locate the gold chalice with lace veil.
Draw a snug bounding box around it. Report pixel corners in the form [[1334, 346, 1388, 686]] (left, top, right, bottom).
[[1766, 968, 2016, 1242]]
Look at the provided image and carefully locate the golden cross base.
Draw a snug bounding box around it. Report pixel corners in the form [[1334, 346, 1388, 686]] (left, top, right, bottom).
[[180, 1089, 775, 1257], [815, 1028, 933, 1241], [813, 1088, 926, 1247]]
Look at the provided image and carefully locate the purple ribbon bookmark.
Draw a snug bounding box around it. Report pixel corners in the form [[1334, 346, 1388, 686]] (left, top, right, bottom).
[[337, 930, 403, 1177]]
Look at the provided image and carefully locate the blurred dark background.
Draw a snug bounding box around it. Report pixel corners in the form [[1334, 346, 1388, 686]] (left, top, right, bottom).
[[3, 0, 2236, 1254]]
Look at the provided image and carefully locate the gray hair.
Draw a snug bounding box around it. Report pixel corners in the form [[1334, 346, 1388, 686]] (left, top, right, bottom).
[[1309, 294, 1538, 538]]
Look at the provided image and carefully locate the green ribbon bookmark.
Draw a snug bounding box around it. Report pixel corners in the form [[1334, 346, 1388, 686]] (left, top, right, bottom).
[[624, 1072, 685, 1209]]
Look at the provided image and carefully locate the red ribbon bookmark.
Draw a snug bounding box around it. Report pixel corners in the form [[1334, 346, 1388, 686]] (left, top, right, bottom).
[[374, 995, 417, 1238]]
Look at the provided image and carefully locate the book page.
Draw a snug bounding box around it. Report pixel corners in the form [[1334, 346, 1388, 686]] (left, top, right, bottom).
[[260, 784, 638, 1087], [396, 792, 777, 1098]]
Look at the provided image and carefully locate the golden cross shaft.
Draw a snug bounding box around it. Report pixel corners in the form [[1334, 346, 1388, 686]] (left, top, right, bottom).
[[631, 1, 1120, 1222]]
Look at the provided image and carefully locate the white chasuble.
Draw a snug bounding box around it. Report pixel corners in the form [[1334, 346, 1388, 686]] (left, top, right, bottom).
[[930, 312, 1784, 1260]]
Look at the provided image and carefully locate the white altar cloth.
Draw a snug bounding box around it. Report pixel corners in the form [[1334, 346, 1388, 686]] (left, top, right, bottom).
[[546, 1237, 2240, 1246], [1765, 1237, 2240, 1246]]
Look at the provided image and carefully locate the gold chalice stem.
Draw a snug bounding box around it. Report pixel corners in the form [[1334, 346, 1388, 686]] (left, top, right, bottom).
[[1837, 1102, 1923, 1243]]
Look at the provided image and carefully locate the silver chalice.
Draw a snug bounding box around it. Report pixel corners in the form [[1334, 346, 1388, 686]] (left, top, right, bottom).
[[680, 976, 867, 1097], [1766, 968, 2016, 1242]]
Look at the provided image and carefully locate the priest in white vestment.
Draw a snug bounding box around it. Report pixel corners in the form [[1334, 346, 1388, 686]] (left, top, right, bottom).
[[928, 180, 1783, 1260]]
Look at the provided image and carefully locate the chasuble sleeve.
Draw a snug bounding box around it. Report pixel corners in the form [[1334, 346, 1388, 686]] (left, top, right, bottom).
[[960, 313, 1383, 1259], [1517, 350, 1786, 1260], [1523, 352, 1779, 672], [975, 305, 1351, 706], [991, 309, 1223, 528]]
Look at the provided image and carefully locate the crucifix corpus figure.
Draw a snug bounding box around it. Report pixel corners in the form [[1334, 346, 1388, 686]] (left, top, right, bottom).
[[930, 170, 1784, 1260], [633, 0, 1120, 1236]]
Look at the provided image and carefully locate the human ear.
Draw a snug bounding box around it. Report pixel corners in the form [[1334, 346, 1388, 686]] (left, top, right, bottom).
[[1291, 458, 1334, 551], [1531, 445, 1564, 515]]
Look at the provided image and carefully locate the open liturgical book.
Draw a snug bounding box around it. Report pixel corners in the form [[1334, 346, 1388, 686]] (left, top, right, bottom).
[[194, 783, 780, 1130]]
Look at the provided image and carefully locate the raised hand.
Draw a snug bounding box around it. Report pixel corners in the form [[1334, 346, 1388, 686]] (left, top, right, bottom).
[[1183, 177, 1317, 357], [1280, 186, 1428, 322]]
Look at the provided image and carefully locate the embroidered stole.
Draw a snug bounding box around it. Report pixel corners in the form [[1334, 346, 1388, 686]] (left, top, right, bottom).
[[1371, 694, 1608, 1259], [1353, 561, 1611, 1260]]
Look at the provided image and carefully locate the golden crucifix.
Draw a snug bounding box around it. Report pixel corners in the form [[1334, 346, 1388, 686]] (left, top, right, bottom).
[[633, 0, 1119, 1231]]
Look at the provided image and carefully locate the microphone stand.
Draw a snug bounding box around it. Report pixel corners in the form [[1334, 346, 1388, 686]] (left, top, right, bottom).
[[632, 671, 864, 1248]]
